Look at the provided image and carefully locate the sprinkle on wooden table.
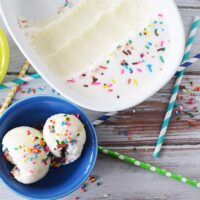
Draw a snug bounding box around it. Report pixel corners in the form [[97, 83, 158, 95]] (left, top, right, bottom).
[[89, 175, 96, 183], [80, 183, 87, 193], [97, 182, 102, 186], [175, 76, 200, 126]]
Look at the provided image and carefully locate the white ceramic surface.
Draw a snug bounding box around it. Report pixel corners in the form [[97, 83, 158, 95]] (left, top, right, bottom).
[[0, 0, 185, 112]]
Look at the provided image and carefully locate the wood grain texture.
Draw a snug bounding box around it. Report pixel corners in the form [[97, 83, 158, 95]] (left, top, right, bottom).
[[0, 1, 200, 200], [176, 0, 200, 8]]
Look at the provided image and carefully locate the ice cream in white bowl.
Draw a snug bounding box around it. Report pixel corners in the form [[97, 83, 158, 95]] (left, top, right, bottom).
[[0, 0, 185, 111]]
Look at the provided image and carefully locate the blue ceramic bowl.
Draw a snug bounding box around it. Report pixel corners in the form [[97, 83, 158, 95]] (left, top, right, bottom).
[[0, 96, 98, 199]]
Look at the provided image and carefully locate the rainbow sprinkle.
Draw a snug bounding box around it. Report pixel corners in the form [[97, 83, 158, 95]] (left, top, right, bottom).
[[175, 80, 200, 127], [66, 14, 169, 100], [12, 129, 50, 166]]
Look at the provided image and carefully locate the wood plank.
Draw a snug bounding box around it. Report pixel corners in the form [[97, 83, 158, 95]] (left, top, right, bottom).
[[176, 0, 200, 8], [66, 148, 200, 200], [2, 148, 200, 200]]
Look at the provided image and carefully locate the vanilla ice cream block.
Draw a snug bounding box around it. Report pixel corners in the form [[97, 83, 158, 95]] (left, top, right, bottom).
[[30, 0, 122, 56], [43, 114, 86, 165], [2, 127, 51, 184], [29, 0, 155, 78]]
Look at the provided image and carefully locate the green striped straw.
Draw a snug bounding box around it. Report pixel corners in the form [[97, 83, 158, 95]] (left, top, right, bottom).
[[99, 146, 200, 188], [153, 16, 200, 158]]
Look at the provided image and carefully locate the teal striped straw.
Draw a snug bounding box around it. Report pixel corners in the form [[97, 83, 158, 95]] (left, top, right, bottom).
[[153, 16, 200, 158], [0, 73, 41, 89]]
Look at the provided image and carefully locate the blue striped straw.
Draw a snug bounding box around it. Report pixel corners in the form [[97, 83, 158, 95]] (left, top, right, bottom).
[[153, 16, 200, 158], [177, 53, 200, 73], [92, 112, 118, 126]]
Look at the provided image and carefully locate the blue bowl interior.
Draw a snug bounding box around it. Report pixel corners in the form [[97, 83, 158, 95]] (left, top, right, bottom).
[[0, 96, 97, 199]]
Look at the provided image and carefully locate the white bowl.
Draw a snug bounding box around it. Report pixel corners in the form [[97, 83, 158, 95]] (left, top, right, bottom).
[[0, 0, 185, 112]]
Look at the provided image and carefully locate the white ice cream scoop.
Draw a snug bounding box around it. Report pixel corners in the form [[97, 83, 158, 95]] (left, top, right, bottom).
[[2, 126, 51, 184], [43, 113, 86, 165]]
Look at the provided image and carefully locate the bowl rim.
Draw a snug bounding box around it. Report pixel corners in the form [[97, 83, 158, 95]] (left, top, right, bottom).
[[0, 95, 98, 200]]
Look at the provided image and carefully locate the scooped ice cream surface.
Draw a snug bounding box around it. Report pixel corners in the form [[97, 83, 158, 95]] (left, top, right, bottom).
[[43, 114, 86, 165], [2, 127, 51, 184]]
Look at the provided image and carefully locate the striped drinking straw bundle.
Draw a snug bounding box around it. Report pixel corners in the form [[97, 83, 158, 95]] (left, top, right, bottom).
[[153, 16, 200, 158]]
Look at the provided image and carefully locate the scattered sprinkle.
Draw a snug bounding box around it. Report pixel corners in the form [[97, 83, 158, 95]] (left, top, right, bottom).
[[20, 12, 168, 108], [62, 14, 168, 100], [97, 182, 102, 186], [175, 82, 200, 126], [89, 175, 96, 183], [80, 183, 87, 193]]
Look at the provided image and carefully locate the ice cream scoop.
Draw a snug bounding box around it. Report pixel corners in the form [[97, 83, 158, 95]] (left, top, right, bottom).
[[2, 126, 51, 184], [43, 113, 86, 165]]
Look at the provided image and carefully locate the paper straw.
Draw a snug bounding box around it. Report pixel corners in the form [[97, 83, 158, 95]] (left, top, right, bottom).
[[92, 112, 118, 126], [0, 61, 30, 115], [177, 53, 200, 73], [0, 73, 41, 89], [153, 16, 200, 158], [99, 146, 200, 189]]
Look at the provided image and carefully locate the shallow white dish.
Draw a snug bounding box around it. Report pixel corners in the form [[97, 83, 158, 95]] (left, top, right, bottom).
[[0, 0, 185, 112]]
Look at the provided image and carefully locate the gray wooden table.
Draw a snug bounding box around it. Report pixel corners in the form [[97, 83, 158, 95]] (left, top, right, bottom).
[[1, 1, 200, 199]]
